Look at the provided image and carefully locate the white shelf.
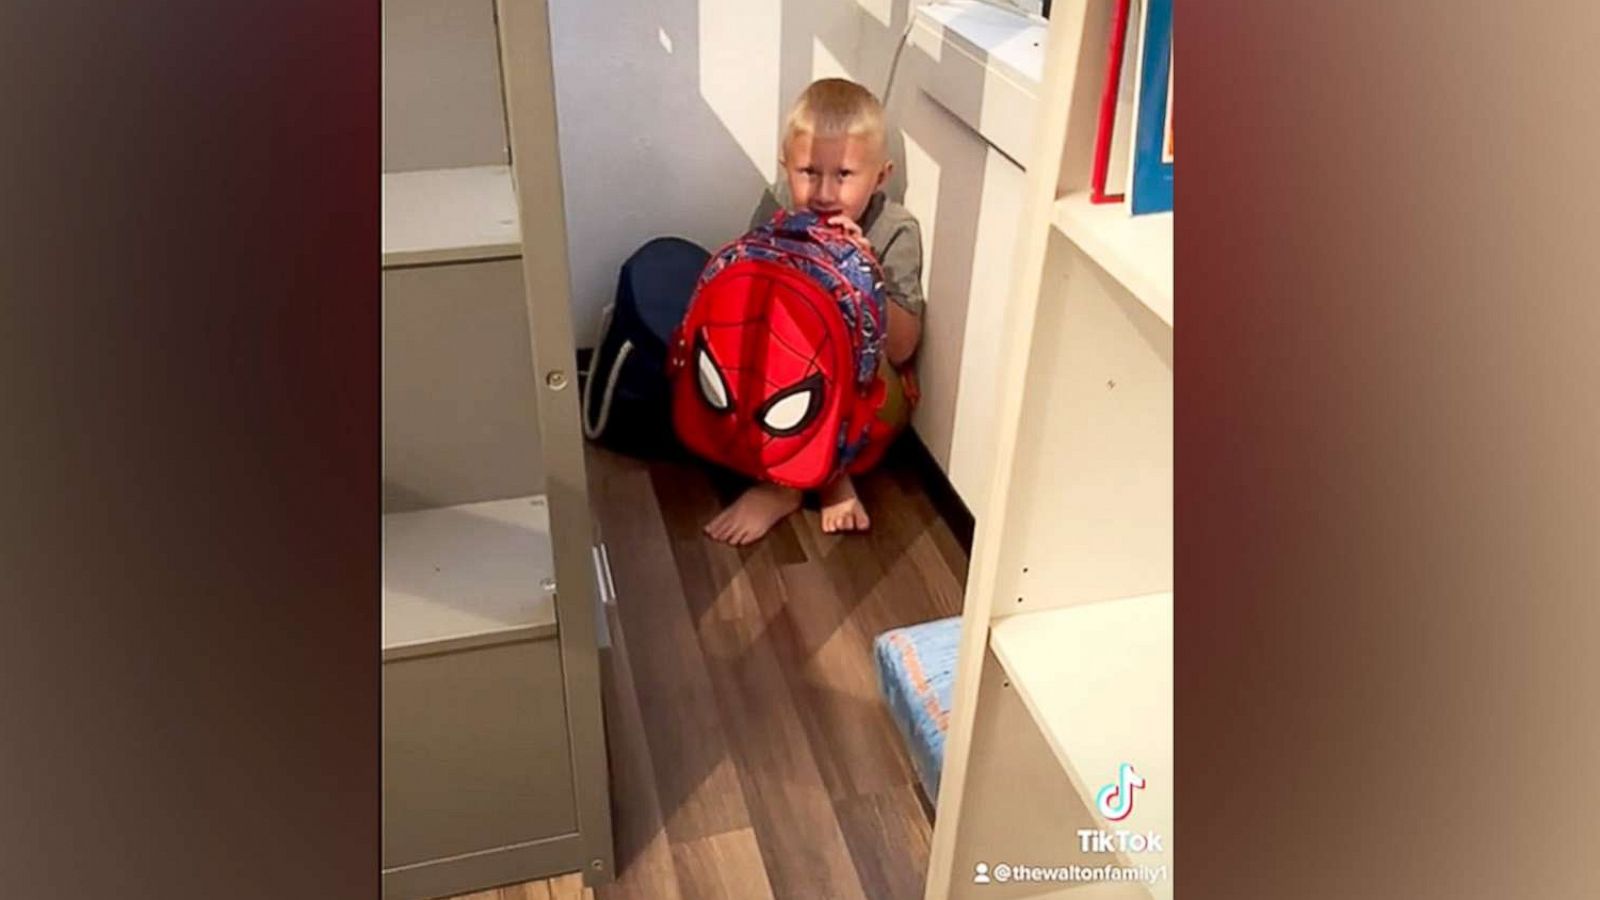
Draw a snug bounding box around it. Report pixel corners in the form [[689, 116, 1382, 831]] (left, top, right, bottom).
[[1052, 191, 1173, 326], [989, 592, 1173, 892], [382, 495, 557, 660], [382, 165, 521, 267]]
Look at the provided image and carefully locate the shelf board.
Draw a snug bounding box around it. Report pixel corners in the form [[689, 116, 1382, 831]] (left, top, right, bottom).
[[382, 165, 522, 268], [383, 495, 557, 660], [989, 592, 1172, 891], [1052, 191, 1173, 326]]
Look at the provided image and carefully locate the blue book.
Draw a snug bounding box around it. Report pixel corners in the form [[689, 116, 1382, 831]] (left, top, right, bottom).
[[1127, 0, 1172, 215]]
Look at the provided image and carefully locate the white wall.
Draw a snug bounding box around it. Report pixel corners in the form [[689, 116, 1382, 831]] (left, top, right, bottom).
[[548, 0, 1034, 519]]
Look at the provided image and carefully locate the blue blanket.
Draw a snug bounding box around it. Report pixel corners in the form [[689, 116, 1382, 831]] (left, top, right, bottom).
[[872, 616, 962, 802]]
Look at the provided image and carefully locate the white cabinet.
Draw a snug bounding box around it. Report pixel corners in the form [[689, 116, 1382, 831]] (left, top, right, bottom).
[[925, 2, 1173, 897]]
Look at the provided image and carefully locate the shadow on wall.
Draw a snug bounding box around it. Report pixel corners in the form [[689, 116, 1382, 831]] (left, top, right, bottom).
[[548, 0, 773, 346], [551, 1, 988, 328], [880, 2, 1017, 469]]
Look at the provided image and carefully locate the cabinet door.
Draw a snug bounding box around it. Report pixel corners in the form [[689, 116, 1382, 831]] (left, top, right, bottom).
[[382, 639, 577, 869], [495, 0, 615, 881]]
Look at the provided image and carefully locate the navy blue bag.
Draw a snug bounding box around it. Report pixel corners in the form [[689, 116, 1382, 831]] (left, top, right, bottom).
[[581, 236, 710, 457]]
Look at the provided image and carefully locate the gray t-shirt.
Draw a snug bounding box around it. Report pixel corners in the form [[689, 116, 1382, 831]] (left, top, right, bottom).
[[748, 183, 926, 317]]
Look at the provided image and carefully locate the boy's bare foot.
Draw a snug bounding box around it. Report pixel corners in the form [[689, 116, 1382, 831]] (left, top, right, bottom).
[[820, 473, 870, 533], [704, 482, 802, 546]]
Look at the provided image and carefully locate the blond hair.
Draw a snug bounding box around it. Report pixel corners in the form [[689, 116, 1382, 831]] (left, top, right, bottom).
[[781, 78, 886, 160]]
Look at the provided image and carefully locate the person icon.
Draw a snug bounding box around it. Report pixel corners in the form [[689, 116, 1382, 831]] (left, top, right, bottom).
[[973, 862, 991, 884]]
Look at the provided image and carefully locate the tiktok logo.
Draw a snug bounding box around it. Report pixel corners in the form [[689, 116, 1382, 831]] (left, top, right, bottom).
[[1095, 763, 1146, 821]]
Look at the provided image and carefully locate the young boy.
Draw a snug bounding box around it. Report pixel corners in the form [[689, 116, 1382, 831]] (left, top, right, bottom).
[[704, 78, 925, 546]]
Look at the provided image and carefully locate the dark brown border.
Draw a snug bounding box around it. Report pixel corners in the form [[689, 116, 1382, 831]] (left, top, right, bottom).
[[5, 5, 379, 896], [1180, 5, 1600, 898]]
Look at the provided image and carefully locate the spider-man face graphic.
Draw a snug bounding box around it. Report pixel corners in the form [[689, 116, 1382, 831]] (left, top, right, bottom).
[[683, 268, 846, 487]]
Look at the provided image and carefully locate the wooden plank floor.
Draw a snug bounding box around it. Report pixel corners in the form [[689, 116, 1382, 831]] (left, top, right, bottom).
[[447, 872, 591, 900], [586, 444, 968, 900]]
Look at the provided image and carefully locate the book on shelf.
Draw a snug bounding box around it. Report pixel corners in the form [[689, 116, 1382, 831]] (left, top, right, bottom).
[[1089, 0, 1140, 204], [1126, 0, 1172, 215]]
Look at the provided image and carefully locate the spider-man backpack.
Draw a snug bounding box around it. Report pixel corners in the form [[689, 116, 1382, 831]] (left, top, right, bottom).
[[667, 209, 893, 490]]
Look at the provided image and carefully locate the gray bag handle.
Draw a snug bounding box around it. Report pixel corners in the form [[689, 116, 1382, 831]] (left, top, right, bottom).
[[580, 303, 634, 441]]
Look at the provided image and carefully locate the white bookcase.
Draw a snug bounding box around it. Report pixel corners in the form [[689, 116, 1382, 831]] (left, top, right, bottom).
[[924, 2, 1172, 898]]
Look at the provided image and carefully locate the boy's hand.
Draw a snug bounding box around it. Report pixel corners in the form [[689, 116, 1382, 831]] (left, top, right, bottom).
[[826, 214, 873, 254]]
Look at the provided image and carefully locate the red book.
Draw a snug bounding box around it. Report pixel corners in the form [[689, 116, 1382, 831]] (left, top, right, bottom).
[[1089, 0, 1137, 204]]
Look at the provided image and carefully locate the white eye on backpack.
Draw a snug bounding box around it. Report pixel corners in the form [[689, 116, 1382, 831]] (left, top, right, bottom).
[[762, 391, 811, 432], [696, 345, 731, 411], [756, 373, 823, 437]]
